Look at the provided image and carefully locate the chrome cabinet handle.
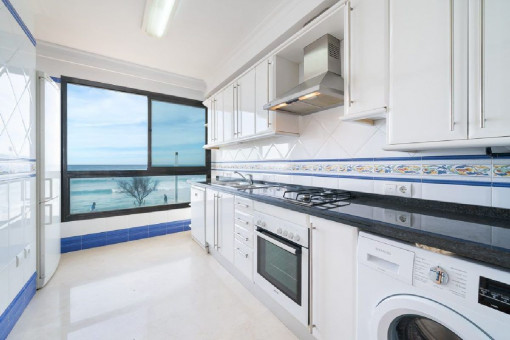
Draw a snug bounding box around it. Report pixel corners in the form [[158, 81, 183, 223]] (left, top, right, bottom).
[[449, 0, 455, 131], [346, 2, 353, 107], [479, 0, 485, 128], [236, 232, 249, 242], [235, 217, 249, 225], [236, 84, 241, 137], [267, 60, 272, 127], [308, 223, 316, 334], [235, 248, 248, 258], [236, 202, 250, 208]]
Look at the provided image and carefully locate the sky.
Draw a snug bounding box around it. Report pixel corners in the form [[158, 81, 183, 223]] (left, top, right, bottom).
[[67, 84, 205, 167]]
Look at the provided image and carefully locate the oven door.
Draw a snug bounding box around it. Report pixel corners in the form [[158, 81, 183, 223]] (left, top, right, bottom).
[[254, 229, 308, 325]]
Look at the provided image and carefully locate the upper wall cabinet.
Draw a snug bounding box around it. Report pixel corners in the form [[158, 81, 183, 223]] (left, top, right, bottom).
[[387, 0, 510, 150], [236, 68, 256, 138], [468, 0, 510, 140], [388, 0, 469, 145], [342, 0, 389, 123]]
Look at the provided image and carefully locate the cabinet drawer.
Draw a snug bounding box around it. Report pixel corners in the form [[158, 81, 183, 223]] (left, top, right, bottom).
[[235, 225, 253, 248], [234, 196, 253, 212], [234, 210, 252, 229], [234, 239, 253, 281]]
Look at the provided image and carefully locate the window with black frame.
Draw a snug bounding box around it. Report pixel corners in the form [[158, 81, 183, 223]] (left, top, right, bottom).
[[61, 77, 209, 221]]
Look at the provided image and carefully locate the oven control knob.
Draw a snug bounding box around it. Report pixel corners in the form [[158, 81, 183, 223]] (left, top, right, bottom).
[[276, 228, 282, 234], [261, 222, 266, 227], [295, 235, 300, 242], [257, 220, 262, 226], [429, 266, 449, 285], [283, 230, 288, 237], [289, 233, 294, 239]]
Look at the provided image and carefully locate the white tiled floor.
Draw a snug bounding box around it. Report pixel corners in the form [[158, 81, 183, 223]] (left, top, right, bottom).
[[8, 232, 297, 340]]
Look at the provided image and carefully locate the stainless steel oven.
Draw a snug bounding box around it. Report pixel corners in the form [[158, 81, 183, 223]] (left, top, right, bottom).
[[253, 211, 309, 325]]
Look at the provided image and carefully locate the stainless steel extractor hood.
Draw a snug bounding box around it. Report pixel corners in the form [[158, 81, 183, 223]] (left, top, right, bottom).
[[264, 34, 344, 115]]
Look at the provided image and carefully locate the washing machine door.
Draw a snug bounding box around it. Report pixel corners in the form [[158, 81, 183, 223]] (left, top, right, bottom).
[[372, 295, 491, 340]]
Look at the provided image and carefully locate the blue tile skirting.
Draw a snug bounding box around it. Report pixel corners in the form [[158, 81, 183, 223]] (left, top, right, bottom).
[[1, 0, 36, 47], [61, 219, 191, 253], [0, 272, 36, 340]]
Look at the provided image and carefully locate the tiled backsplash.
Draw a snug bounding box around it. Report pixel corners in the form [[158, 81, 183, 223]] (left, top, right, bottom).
[[212, 107, 510, 209]]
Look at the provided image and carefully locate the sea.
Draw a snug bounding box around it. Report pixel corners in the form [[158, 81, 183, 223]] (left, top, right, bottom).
[[68, 165, 205, 214]]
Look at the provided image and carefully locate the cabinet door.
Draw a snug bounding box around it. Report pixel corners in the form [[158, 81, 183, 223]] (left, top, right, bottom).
[[388, 0, 468, 144], [237, 69, 256, 138], [345, 0, 388, 116], [218, 192, 234, 263], [255, 59, 274, 134], [469, 0, 510, 139], [214, 95, 224, 143], [204, 98, 214, 144], [190, 186, 206, 247], [205, 189, 216, 249], [222, 84, 235, 142], [310, 217, 358, 340]]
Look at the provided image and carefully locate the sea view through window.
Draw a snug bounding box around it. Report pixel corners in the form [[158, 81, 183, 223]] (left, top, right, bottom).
[[62, 77, 209, 221]]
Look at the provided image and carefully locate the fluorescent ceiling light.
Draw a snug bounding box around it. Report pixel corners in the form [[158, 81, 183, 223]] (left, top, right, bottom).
[[142, 0, 177, 38]]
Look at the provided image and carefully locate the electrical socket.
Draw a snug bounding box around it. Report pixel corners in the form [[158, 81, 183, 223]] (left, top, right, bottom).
[[384, 183, 412, 197], [397, 184, 412, 197]]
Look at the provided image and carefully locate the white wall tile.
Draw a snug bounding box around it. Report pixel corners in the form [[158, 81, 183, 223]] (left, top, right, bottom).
[[311, 176, 338, 189], [338, 178, 374, 193], [422, 183, 492, 207], [492, 187, 510, 209]]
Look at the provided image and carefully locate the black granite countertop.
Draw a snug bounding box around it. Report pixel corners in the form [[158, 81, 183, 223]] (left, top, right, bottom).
[[191, 180, 510, 270]]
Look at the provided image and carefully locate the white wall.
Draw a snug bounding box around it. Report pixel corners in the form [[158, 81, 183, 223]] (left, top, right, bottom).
[[36, 41, 206, 101], [61, 208, 190, 238], [0, 0, 37, 315], [212, 106, 510, 209]]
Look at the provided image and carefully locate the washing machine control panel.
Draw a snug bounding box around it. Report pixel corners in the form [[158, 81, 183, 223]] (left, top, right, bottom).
[[413, 256, 468, 299], [478, 277, 510, 315]]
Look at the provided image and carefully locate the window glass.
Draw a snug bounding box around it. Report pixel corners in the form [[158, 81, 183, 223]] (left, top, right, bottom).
[[151, 100, 206, 167], [70, 175, 205, 214], [67, 84, 148, 170]]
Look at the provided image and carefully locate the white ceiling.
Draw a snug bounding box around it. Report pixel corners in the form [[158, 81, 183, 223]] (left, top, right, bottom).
[[34, 0, 287, 83]]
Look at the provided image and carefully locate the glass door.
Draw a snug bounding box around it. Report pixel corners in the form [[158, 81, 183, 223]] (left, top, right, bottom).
[[256, 229, 302, 305]]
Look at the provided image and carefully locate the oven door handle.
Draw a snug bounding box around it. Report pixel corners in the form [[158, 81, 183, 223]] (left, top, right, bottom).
[[255, 230, 297, 255]]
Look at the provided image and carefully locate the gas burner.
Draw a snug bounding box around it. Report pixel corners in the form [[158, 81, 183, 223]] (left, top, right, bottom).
[[282, 188, 352, 209]]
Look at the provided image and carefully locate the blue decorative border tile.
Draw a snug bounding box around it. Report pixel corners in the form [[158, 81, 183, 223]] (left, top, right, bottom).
[[0, 272, 36, 339], [61, 219, 191, 253], [212, 154, 509, 188]]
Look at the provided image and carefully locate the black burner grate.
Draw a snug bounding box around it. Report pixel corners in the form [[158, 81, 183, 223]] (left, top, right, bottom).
[[282, 188, 352, 209]]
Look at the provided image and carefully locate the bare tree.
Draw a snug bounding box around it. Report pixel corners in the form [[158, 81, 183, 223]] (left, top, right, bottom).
[[117, 177, 159, 207]]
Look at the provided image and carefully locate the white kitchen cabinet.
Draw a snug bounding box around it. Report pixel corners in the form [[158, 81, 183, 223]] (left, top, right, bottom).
[[214, 93, 224, 144], [205, 189, 215, 250], [217, 192, 234, 263], [310, 216, 357, 340], [204, 98, 214, 145], [255, 58, 273, 134], [388, 0, 469, 145], [190, 186, 206, 248], [343, 0, 388, 120], [222, 84, 235, 142], [236, 68, 256, 138], [469, 0, 510, 139], [205, 189, 234, 263]]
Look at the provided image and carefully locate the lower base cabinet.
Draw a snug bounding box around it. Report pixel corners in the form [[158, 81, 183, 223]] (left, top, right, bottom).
[[310, 216, 358, 340], [205, 189, 234, 263]]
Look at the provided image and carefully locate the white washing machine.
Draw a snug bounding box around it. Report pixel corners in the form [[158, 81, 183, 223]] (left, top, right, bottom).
[[357, 232, 510, 340]]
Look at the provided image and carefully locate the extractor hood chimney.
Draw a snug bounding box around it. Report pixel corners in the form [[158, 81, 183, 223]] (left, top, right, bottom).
[[263, 34, 344, 115]]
